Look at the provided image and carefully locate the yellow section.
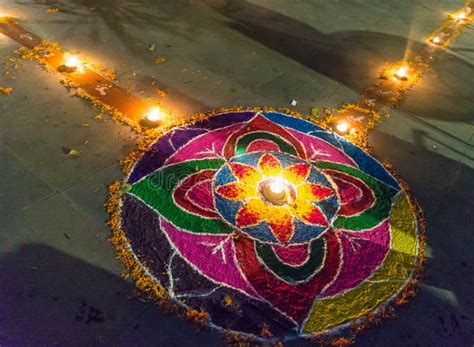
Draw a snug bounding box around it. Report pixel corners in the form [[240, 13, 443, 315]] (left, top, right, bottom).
[[283, 164, 308, 184], [303, 192, 418, 333]]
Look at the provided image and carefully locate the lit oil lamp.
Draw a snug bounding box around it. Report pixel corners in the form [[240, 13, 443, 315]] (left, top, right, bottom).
[[393, 66, 409, 81], [145, 106, 165, 122], [431, 36, 442, 45], [259, 177, 295, 206], [58, 53, 84, 73], [335, 120, 350, 134], [454, 11, 466, 21]]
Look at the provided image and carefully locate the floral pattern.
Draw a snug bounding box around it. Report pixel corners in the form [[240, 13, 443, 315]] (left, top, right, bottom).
[[117, 110, 421, 340]]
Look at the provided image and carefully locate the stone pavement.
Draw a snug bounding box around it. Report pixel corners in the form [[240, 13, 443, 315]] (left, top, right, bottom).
[[0, 0, 473, 345]]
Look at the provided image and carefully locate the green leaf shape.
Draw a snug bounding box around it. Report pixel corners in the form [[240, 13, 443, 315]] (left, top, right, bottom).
[[129, 158, 233, 235]]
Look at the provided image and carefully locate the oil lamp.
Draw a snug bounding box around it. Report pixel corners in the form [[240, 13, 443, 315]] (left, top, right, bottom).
[[393, 66, 409, 81], [145, 106, 165, 122], [259, 177, 294, 206]]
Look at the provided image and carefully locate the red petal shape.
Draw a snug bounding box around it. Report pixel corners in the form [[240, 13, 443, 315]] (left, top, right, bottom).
[[229, 162, 258, 181], [268, 216, 294, 244], [285, 163, 310, 182], [309, 183, 334, 201], [223, 114, 307, 159], [258, 152, 280, 172], [325, 170, 375, 216], [216, 183, 243, 200], [173, 170, 219, 219], [301, 205, 328, 226], [234, 232, 341, 324], [236, 204, 261, 227]]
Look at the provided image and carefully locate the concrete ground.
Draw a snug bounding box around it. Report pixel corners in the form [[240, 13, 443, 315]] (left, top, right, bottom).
[[0, 0, 473, 346]]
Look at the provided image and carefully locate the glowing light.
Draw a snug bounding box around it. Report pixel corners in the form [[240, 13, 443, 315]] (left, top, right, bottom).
[[269, 178, 286, 194], [431, 36, 441, 44], [65, 55, 79, 68], [62, 53, 84, 73], [145, 107, 165, 122], [454, 12, 466, 20], [335, 121, 350, 134], [393, 66, 409, 81]]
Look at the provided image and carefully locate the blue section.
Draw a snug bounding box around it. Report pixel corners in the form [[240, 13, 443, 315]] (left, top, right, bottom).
[[317, 198, 339, 219], [214, 166, 235, 186], [289, 219, 326, 243], [264, 111, 325, 133], [233, 151, 262, 167], [308, 130, 343, 149], [307, 165, 332, 186], [243, 223, 279, 243], [214, 194, 241, 225], [339, 141, 400, 190]]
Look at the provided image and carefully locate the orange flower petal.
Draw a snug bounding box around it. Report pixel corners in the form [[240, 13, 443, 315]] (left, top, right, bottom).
[[258, 153, 282, 176], [236, 199, 265, 227], [302, 206, 328, 226], [216, 182, 256, 201], [267, 210, 294, 244], [301, 182, 334, 201], [283, 163, 310, 184], [294, 201, 328, 226], [229, 162, 261, 182]]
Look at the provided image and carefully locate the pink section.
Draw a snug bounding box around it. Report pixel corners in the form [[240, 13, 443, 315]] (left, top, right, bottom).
[[166, 124, 243, 164], [160, 219, 259, 298], [186, 179, 215, 212], [272, 244, 310, 266], [246, 139, 280, 152], [287, 130, 357, 167], [321, 220, 391, 297]]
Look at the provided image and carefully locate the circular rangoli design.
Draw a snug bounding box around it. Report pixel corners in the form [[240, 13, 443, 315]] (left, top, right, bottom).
[[114, 109, 422, 341]]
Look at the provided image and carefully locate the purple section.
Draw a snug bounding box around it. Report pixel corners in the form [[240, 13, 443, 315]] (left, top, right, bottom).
[[320, 220, 391, 297], [192, 111, 255, 130], [128, 112, 255, 183], [161, 219, 259, 298], [128, 128, 206, 183]]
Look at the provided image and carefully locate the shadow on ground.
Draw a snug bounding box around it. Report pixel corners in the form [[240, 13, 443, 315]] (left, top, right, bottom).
[[0, 244, 221, 346]]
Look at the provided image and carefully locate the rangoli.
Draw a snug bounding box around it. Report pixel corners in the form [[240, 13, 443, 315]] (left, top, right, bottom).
[[109, 109, 423, 342]]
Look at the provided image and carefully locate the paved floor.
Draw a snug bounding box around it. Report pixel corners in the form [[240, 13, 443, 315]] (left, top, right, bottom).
[[0, 0, 473, 346]]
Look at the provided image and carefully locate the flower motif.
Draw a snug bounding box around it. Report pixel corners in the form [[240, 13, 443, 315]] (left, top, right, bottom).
[[215, 152, 335, 244], [119, 110, 419, 338]]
